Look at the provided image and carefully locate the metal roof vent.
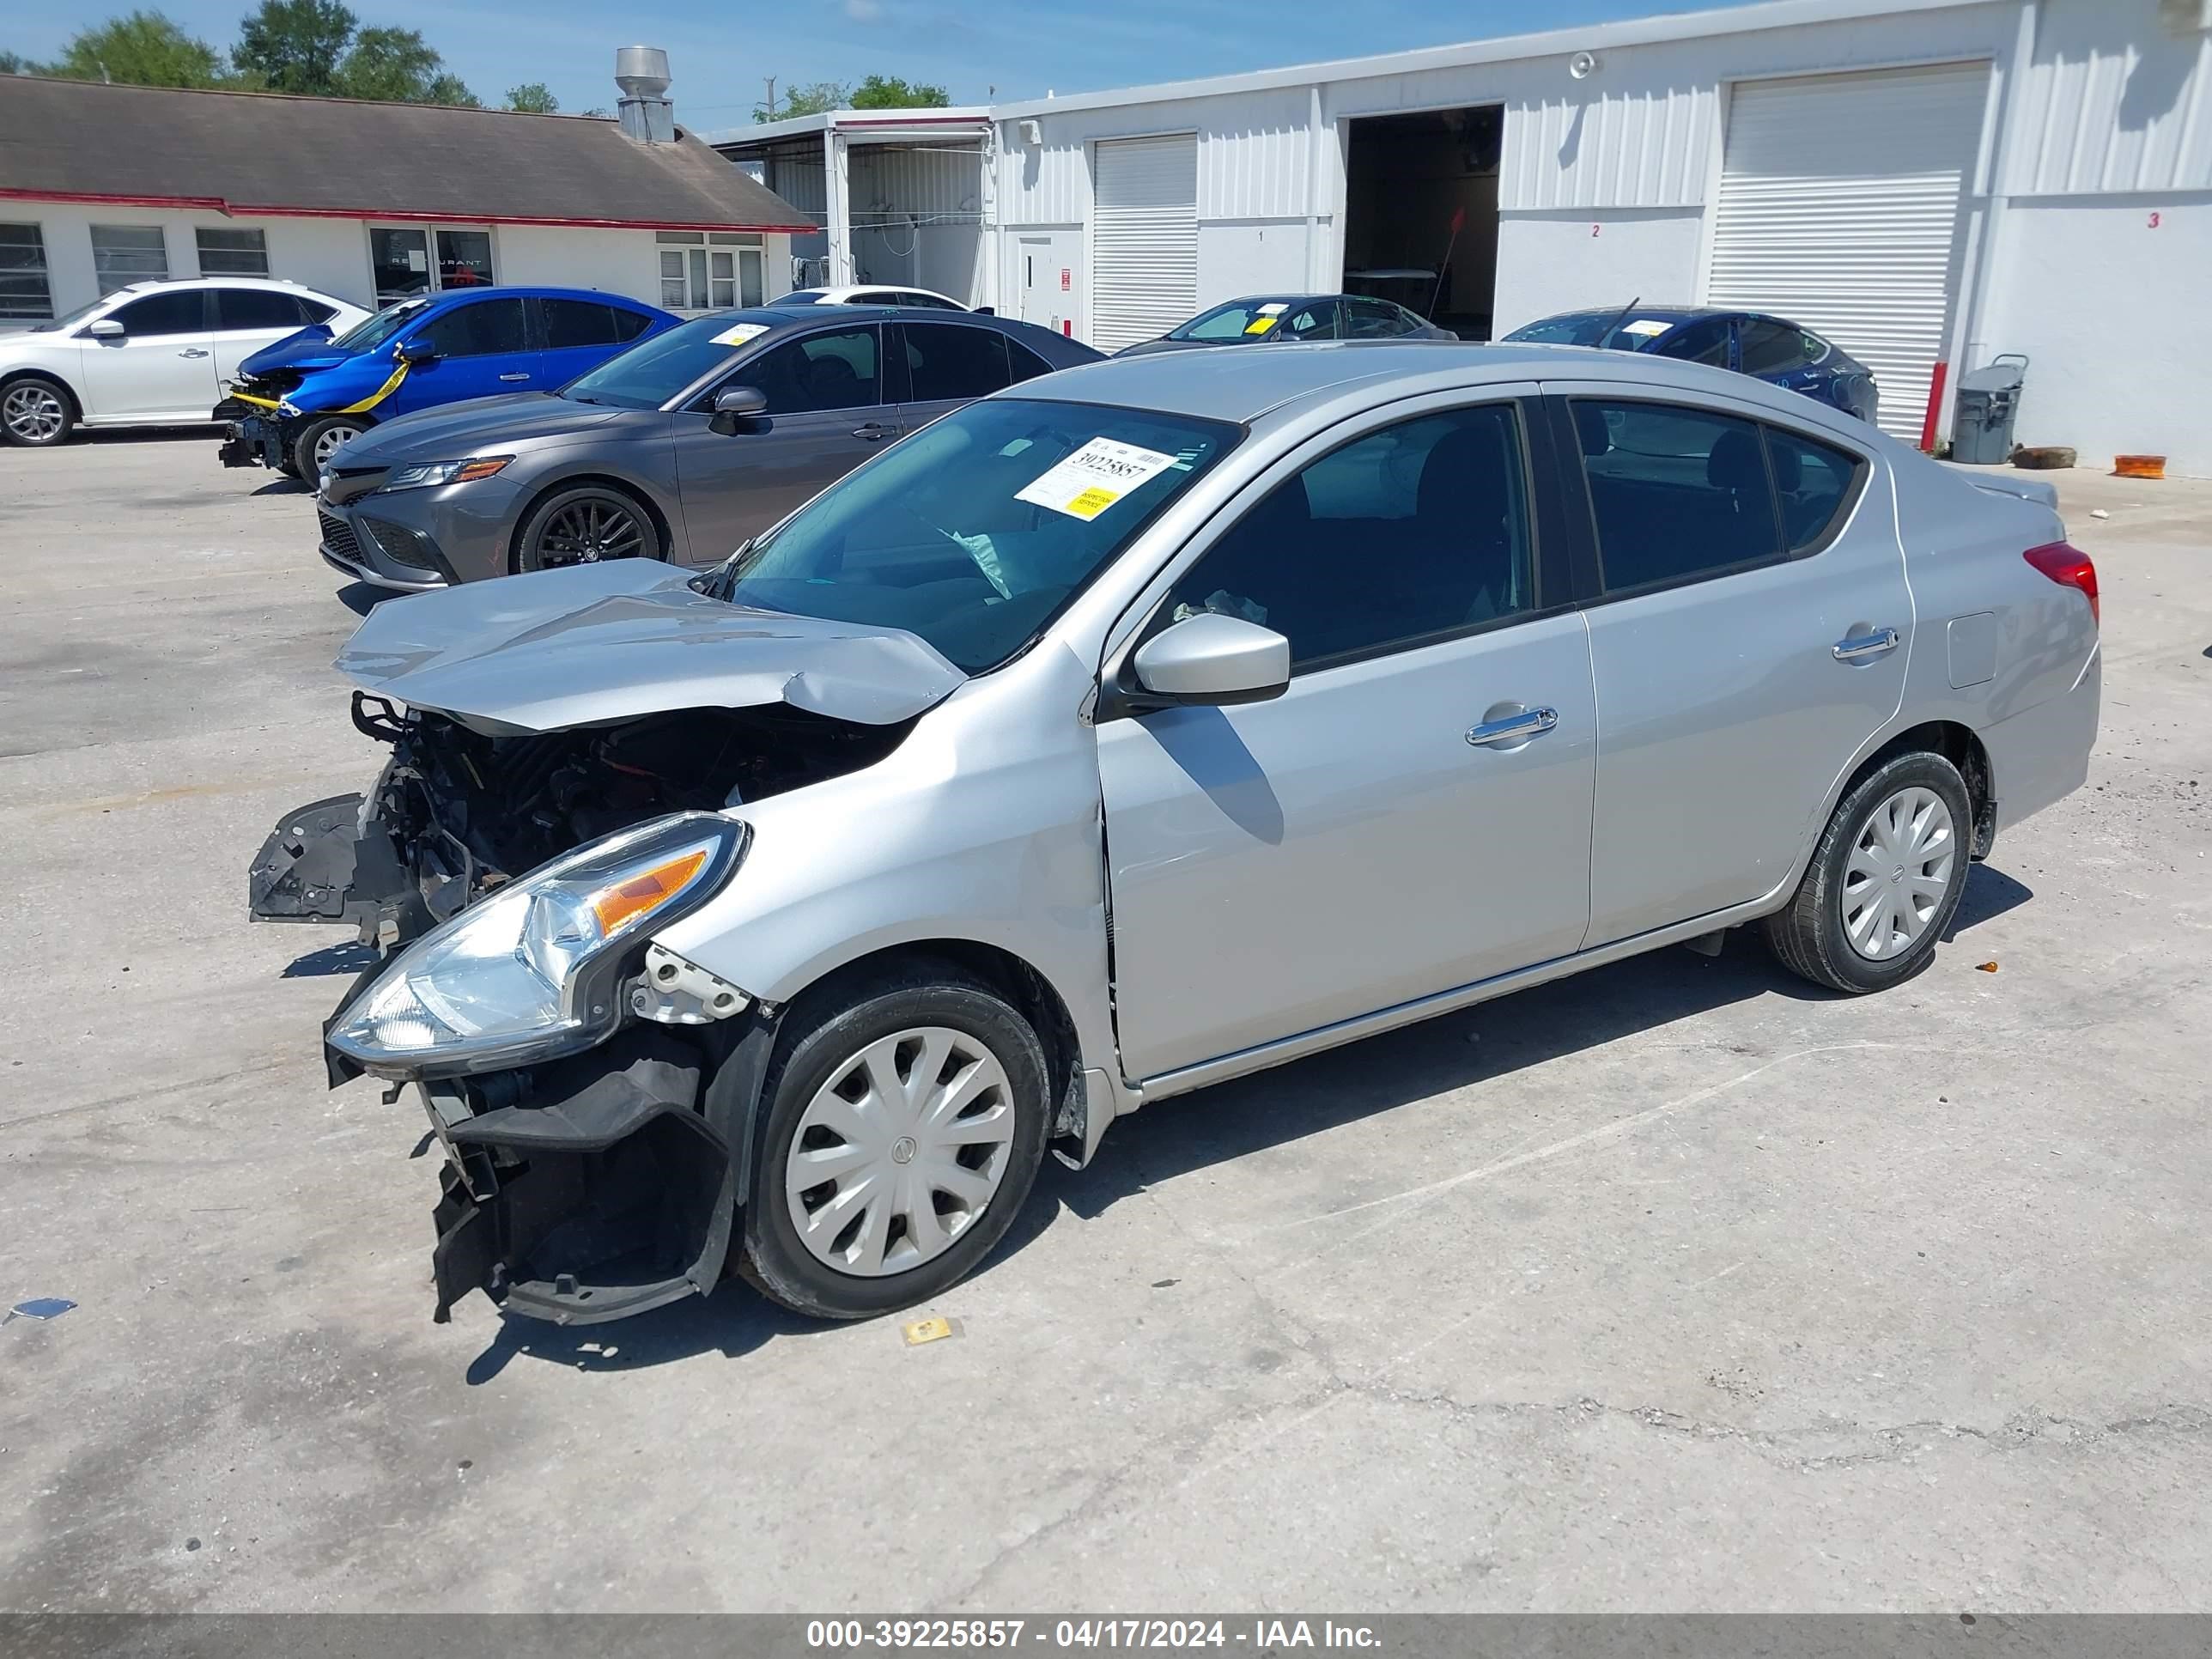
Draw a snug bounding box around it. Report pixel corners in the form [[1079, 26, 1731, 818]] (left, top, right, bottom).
[[616, 46, 676, 143]]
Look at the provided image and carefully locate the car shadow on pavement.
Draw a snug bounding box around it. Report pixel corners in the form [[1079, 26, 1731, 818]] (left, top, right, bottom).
[[462, 860, 2033, 1376], [336, 581, 387, 617], [252, 477, 309, 496]]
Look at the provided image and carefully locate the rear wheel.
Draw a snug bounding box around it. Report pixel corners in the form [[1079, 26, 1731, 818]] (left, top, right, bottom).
[[290, 415, 368, 478], [739, 965, 1050, 1320], [0, 376, 74, 447], [1764, 751, 1972, 994], [512, 483, 661, 574]]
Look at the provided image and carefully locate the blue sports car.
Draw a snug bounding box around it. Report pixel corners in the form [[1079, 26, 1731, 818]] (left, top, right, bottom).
[[1504, 304, 1879, 425], [217, 287, 678, 477]]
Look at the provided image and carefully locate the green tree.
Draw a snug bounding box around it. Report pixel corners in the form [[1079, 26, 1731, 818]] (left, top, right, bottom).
[[0, 50, 34, 73], [850, 73, 947, 109], [503, 80, 556, 112], [233, 0, 354, 93], [30, 10, 231, 88], [757, 78, 845, 121], [331, 23, 472, 103]]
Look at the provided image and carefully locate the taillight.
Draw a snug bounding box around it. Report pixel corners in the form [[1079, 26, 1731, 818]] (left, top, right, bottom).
[[2025, 541, 2099, 627]]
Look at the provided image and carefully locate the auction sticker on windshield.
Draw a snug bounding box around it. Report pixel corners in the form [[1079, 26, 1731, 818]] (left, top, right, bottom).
[[1015, 437, 1179, 521], [1621, 319, 1670, 337], [712, 322, 772, 347]]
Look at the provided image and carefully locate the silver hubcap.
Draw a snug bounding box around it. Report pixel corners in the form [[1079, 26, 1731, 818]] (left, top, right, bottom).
[[3, 384, 65, 442], [1842, 785, 1956, 960], [537, 495, 645, 567], [786, 1026, 1017, 1278], [312, 424, 362, 467]]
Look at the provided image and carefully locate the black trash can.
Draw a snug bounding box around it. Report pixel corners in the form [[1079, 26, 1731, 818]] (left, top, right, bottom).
[[1952, 353, 2029, 465]]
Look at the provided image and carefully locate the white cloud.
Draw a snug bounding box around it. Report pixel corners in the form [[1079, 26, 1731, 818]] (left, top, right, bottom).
[[845, 0, 883, 18]]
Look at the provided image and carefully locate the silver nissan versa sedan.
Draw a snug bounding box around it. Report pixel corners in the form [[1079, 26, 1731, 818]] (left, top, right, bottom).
[[249, 343, 2100, 1326]]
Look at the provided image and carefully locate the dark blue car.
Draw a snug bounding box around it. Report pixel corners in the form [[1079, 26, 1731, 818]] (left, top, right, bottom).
[[1503, 305, 1879, 425], [217, 287, 678, 477]]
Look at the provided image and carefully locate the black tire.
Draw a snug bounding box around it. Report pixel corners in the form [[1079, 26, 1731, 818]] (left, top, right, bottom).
[[0, 374, 76, 447], [289, 415, 368, 479], [511, 482, 663, 574], [1764, 750, 1973, 994], [738, 963, 1051, 1320]]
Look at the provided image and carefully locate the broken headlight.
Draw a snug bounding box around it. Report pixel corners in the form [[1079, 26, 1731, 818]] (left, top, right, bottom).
[[328, 812, 748, 1079]]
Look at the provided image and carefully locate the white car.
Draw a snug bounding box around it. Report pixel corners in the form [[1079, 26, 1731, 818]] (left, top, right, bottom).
[[768, 284, 975, 312], [0, 276, 373, 448]]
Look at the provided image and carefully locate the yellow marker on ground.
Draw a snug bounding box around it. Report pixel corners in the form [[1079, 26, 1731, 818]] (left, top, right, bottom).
[[902, 1316, 957, 1346]]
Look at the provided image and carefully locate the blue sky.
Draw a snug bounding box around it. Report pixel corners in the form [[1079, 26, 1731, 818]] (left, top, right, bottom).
[[14, 0, 1765, 127]]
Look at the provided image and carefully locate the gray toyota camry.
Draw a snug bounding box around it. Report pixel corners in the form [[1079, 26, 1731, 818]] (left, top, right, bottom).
[[311, 305, 1102, 590], [253, 342, 2099, 1328]]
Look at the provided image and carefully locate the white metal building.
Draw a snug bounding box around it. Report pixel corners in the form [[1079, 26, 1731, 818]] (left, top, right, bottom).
[[981, 0, 2211, 473]]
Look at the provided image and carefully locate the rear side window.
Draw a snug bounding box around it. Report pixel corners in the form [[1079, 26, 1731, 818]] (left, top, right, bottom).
[[1739, 319, 1819, 375], [1005, 337, 1054, 384], [542, 299, 629, 349], [1655, 317, 1730, 366], [1163, 403, 1533, 672], [298, 298, 337, 324], [1765, 426, 1863, 551], [611, 306, 653, 342], [1343, 298, 1407, 339], [215, 288, 310, 331], [416, 297, 529, 358], [900, 322, 1011, 401], [1571, 401, 1784, 593]]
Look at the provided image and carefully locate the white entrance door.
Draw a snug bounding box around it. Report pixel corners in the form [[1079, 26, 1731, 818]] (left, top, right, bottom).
[[1706, 62, 1989, 442], [1091, 134, 1198, 352]]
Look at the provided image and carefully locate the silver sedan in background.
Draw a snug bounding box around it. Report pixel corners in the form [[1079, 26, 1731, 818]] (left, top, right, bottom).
[[311, 306, 1102, 590], [252, 342, 2100, 1328]]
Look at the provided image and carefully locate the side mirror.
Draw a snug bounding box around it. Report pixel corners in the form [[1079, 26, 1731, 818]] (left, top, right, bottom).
[[87, 319, 125, 341], [395, 338, 438, 365], [708, 384, 768, 434], [1129, 613, 1290, 708]]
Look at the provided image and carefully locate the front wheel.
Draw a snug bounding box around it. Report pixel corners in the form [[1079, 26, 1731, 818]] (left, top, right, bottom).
[[290, 415, 368, 478], [739, 965, 1050, 1319], [0, 376, 74, 447], [1764, 751, 1972, 994], [512, 483, 662, 574]]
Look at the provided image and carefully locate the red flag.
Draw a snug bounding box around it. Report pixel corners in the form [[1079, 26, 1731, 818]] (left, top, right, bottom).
[[1449, 205, 1467, 235]]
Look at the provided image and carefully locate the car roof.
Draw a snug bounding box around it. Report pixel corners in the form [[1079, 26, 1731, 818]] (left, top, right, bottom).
[[1529, 304, 1721, 327], [106, 275, 324, 294], [1012, 339, 1867, 430], [410, 285, 660, 310]]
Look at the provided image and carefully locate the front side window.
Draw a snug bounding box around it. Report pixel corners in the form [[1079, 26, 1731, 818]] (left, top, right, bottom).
[[196, 227, 270, 276], [415, 297, 530, 358], [107, 289, 205, 336], [1162, 404, 1534, 672], [0, 222, 52, 320], [1571, 400, 1784, 593], [707, 398, 1239, 673], [215, 288, 311, 331], [1655, 317, 1731, 367], [90, 225, 168, 295], [1738, 319, 1817, 376], [899, 322, 1010, 402], [742, 326, 880, 415]]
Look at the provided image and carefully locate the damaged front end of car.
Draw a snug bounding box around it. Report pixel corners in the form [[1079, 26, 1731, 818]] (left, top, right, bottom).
[[248, 560, 966, 1323]]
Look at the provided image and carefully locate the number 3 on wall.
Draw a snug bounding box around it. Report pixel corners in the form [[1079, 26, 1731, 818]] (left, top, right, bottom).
[[2148, 210, 2161, 228]]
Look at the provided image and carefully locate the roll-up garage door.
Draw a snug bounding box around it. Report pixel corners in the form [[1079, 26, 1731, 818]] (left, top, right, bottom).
[[1707, 63, 1988, 442], [1091, 134, 1198, 352]]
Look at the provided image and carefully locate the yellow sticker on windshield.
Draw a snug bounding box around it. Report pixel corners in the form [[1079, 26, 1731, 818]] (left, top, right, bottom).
[[1015, 436, 1180, 522], [711, 322, 770, 347], [1244, 317, 1279, 335], [1064, 487, 1120, 519]]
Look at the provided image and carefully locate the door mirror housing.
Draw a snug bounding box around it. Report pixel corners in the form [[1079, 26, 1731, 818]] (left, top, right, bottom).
[[708, 384, 768, 434], [395, 337, 439, 365], [1127, 613, 1291, 709], [87, 318, 125, 341]]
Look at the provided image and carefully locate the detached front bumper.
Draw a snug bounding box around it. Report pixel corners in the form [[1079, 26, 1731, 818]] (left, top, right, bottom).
[[219, 412, 287, 470]]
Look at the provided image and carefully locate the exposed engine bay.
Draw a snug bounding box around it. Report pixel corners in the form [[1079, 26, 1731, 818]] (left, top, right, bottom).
[[250, 691, 912, 950]]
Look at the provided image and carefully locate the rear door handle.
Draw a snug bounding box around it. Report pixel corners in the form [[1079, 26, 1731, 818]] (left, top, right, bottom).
[[1832, 627, 1901, 661], [179, 348, 210, 358], [1466, 706, 1559, 747], [852, 422, 891, 441], [498, 373, 531, 382]]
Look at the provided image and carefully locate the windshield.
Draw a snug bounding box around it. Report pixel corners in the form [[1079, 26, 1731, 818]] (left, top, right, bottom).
[[1168, 299, 1303, 342], [561, 313, 765, 409], [1504, 312, 1663, 351], [701, 398, 1241, 673], [32, 295, 111, 334], [331, 297, 433, 353]]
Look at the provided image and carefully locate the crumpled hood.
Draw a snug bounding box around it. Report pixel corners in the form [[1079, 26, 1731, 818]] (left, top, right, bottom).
[[335, 560, 966, 733], [239, 330, 346, 378], [338, 394, 629, 461]]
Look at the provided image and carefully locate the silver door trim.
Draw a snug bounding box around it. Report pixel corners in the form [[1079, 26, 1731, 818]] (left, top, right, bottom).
[[1467, 706, 1559, 745], [1832, 627, 1901, 660]]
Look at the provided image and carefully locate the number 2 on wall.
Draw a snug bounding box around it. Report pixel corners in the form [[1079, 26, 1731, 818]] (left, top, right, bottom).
[[1591, 223, 1601, 237]]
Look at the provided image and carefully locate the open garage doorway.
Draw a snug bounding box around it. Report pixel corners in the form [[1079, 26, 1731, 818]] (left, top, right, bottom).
[[1340, 106, 1502, 339]]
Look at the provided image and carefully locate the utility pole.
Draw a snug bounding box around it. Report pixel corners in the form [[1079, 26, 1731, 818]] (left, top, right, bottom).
[[762, 76, 776, 121]]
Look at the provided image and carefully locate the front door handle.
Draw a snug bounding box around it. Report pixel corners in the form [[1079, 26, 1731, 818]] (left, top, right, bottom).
[[852, 422, 891, 441], [1832, 627, 1901, 661], [1466, 706, 1559, 747], [498, 373, 531, 382], [179, 348, 210, 358]]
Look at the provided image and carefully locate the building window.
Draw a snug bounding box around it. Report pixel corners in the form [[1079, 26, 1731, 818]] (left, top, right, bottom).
[[195, 226, 270, 276], [90, 225, 169, 294], [0, 222, 52, 320], [658, 230, 765, 311], [368, 225, 495, 306]]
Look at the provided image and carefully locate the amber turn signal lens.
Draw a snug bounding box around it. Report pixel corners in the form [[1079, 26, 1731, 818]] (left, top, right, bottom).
[[455, 457, 512, 483], [591, 848, 708, 934]]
